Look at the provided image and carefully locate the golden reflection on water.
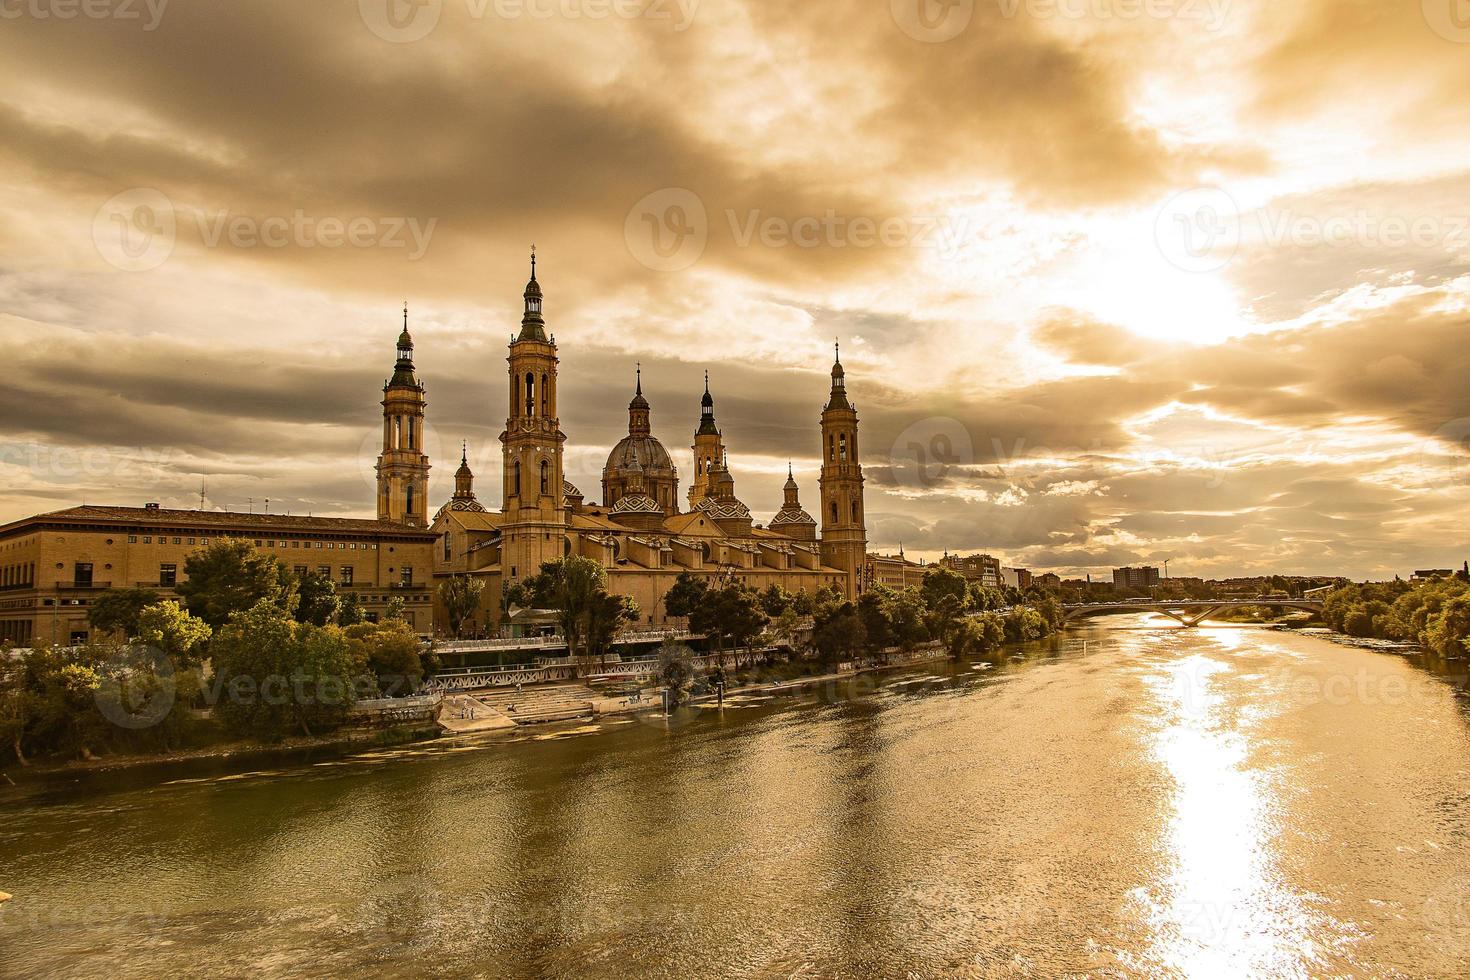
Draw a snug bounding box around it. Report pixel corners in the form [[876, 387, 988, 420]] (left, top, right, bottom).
[[1139, 631, 1319, 977]]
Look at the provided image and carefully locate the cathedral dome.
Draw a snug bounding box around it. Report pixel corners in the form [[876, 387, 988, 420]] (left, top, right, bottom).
[[769, 505, 816, 528], [605, 435, 676, 477]]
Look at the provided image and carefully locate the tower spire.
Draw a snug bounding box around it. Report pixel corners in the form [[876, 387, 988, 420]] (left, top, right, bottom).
[[518, 246, 547, 342], [636, 362, 642, 396]]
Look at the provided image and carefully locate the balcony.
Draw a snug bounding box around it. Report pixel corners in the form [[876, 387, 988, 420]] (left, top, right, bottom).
[[56, 581, 111, 590], [389, 581, 429, 591]]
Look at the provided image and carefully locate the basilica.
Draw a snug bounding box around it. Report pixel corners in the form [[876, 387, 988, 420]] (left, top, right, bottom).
[[376, 255, 868, 630]]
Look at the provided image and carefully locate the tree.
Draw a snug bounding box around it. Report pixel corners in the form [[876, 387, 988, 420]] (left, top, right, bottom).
[[759, 584, 793, 617], [885, 587, 930, 652], [663, 572, 708, 619], [438, 574, 485, 638], [1426, 594, 1470, 658], [0, 654, 39, 765], [294, 571, 341, 627], [791, 590, 816, 616], [924, 593, 966, 654], [587, 592, 639, 668], [657, 640, 696, 708], [88, 588, 160, 639], [346, 619, 427, 696], [520, 557, 609, 662], [211, 601, 364, 739], [385, 596, 407, 621], [176, 538, 283, 629], [689, 584, 766, 665], [338, 593, 366, 627], [810, 601, 866, 665], [921, 566, 968, 612], [135, 600, 212, 669], [857, 588, 895, 659]]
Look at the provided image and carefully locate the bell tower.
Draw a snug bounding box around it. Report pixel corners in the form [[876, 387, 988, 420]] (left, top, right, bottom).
[[687, 371, 725, 510], [819, 342, 866, 597], [498, 249, 567, 582], [377, 305, 430, 526]]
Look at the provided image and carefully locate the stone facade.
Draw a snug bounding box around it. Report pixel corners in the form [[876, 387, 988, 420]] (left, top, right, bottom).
[[0, 506, 436, 646]]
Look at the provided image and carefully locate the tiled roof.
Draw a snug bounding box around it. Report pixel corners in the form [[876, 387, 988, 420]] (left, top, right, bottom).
[[4, 505, 436, 539]]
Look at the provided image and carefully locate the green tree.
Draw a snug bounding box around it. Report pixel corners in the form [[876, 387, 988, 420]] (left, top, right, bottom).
[[176, 538, 283, 629], [587, 592, 639, 669], [759, 584, 793, 617], [438, 574, 485, 638], [385, 596, 407, 621], [657, 640, 697, 708], [135, 600, 212, 669], [211, 601, 365, 739], [809, 601, 866, 665], [857, 588, 895, 659], [87, 588, 160, 639], [690, 584, 766, 665], [1426, 594, 1470, 658], [338, 592, 366, 627], [294, 571, 341, 627], [519, 557, 609, 662], [921, 566, 969, 612], [885, 587, 930, 652], [663, 572, 708, 619], [346, 619, 427, 696], [791, 590, 816, 616]]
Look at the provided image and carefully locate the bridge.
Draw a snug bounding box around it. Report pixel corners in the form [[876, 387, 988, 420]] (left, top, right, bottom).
[[1062, 599, 1324, 628]]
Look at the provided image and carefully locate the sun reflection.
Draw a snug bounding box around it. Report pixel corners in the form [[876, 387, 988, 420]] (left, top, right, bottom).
[[1138, 649, 1317, 976]]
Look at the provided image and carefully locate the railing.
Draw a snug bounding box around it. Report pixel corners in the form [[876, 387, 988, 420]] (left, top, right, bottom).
[[56, 581, 110, 590]]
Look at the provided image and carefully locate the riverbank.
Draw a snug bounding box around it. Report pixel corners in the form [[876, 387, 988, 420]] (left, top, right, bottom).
[[0, 721, 442, 790]]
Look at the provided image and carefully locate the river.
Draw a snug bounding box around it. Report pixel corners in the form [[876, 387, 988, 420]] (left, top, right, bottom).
[[3, 618, 1470, 978]]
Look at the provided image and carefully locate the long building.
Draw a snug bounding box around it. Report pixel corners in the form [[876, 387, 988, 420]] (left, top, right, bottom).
[[0, 504, 437, 645]]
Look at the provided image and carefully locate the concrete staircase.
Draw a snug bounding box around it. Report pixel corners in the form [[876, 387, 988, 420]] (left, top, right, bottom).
[[470, 683, 598, 725]]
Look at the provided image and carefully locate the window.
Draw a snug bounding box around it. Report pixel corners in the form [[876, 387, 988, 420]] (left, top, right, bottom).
[[541, 373, 548, 415], [525, 373, 535, 417], [129, 535, 138, 544], [254, 540, 263, 547], [513, 460, 522, 497], [394, 415, 402, 448], [317, 565, 331, 578], [851, 500, 860, 523], [143, 536, 152, 544], [187, 538, 195, 546], [830, 502, 839, 522], [74, 562, 93, 587], [173, 537, 182, 545], [406, 483, 415, 515], [201, 539, 209, 546], [443, 534, 452, 561], [829, 435, 836, 461], [839, 433, 848, 461], [540, 460, 549, 495], [407, 419, 415, 450], [340, 567, 353, 586], [294, 565, 307, 577], [401, 567, 414, 586], [159, 563, 177, 587]]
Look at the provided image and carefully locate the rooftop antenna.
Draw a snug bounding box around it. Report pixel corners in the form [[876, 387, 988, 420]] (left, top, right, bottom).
[[248, 497, 254, 514], [264, 498, 270, 515], [198, 476, 207, 510], [1163, 558, 1171, 579]]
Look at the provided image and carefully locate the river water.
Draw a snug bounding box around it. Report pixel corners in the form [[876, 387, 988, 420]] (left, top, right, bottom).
[[4, 618, 1470, 978]]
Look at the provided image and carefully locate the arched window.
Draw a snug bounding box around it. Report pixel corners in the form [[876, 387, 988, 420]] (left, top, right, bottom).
[[851, 499, 860, 523], [394, 416, 402, 448], [540, 373, 549, 416], [443, 534, 452, 561], [514, 460, 522, 497], [407, 419, 415, 450], [830, 501, 839, 522], [406, 483, 415, 515], [540, 459, 550, 495], [525, 373, 535, 417], [839, 433, 847, 461], [829, 435, 836, 461]]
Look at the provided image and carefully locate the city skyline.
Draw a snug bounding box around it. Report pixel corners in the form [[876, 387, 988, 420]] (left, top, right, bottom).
[[3, 1, 1469, 580]]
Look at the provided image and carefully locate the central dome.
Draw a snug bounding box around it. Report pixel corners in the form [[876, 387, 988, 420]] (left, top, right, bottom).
[[605, 434, 675, 475]]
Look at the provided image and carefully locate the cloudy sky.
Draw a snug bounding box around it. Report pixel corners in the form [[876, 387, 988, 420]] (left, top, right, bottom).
[[2, 0, 1469, 579]]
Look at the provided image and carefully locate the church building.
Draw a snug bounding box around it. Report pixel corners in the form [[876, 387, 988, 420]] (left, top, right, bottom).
[[427, 255, 868, 631]]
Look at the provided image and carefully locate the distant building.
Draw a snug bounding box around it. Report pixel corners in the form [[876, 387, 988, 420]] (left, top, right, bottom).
[[943, 553, 1001, 588], [1113, 566, 1162, 591], [1000, 567, 1032, 589], [866, 552, 926, 590], [1036, 572, 1062, 588], [1412, 569, 1455, 581]]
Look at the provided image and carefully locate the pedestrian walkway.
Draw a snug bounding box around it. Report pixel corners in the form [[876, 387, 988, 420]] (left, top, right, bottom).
[[438, 693, 517, 733]]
